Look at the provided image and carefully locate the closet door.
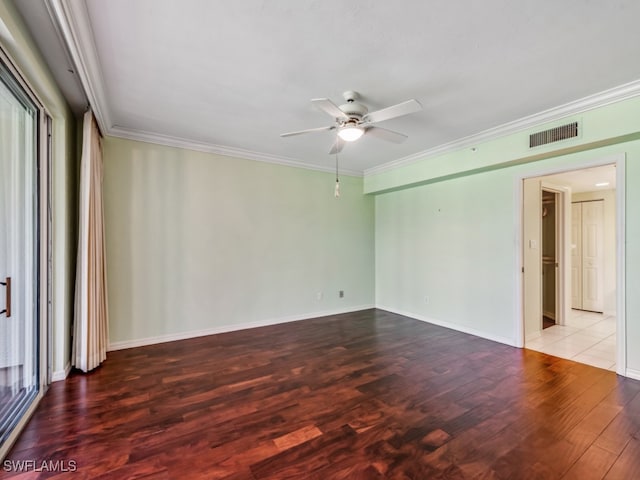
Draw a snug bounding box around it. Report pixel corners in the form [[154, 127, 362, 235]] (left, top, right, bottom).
[[571, 203, 582, 309], [582, 200, 604, 312]]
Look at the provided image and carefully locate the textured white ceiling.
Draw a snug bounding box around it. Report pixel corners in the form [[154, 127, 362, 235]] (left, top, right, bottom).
[[21, 0, 640, 174]]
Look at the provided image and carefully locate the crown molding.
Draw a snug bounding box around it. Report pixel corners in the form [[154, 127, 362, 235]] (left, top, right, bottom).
[[47, 0, 640, 179], [364, 79, 640, 177], [46, 0, 363, 177], [109, 126, 363, 176], [45, 0, 111, 131]]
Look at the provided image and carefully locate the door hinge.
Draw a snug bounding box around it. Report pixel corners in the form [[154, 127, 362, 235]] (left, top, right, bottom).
[[522, 267, 524, 273]]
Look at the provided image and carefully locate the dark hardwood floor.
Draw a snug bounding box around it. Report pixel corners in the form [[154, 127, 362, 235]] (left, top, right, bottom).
[[5, 309, 640, 479]]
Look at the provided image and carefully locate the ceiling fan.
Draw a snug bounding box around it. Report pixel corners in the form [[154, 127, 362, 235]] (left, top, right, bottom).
[[281, 91, 422, 154]]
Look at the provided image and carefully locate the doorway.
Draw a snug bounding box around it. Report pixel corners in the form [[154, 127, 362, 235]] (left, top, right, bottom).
[[521, 161, 623, 374], [541, 189, 558, 329]]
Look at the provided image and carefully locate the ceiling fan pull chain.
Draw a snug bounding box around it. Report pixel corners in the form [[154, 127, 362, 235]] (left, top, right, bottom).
[[334, 146, 340, 198]]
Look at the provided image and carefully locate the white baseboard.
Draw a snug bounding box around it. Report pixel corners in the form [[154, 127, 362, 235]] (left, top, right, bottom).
[[376, 305, 518, 347], [376, 306, 640, 382], [543, 310, 555, 321], [626, 368, 640, 381], [108, 304, 375, 351], [51, 362, 71, 382]]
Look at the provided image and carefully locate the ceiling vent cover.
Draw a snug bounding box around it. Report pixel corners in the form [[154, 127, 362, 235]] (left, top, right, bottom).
[[529, 122, 578, 148]]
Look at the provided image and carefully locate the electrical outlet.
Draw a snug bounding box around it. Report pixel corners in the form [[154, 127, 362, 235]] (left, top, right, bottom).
[[339, 290, 344, 298], [317, 291, 323, 300], [424, 296, 429, 304]]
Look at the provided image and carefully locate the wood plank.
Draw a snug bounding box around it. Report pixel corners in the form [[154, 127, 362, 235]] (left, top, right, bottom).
[[273, 425, 323, 451], [562, 444, 618, 480], [604, 437, 640, 480], [3, 309, 639, 478]]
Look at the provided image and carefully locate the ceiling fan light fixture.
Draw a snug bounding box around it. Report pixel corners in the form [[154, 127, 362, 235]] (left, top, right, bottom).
[[338, 125, 364, 142], [280, 92, 422, 153]]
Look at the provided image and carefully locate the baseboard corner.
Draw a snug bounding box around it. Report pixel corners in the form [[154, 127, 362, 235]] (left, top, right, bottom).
[[51, 362, 71, 382], [375, 305, 518, 347], [625, 368, 640, 381]]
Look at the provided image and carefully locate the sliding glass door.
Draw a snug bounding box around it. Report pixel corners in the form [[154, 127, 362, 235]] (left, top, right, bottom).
[[0, 57, 41, 447]]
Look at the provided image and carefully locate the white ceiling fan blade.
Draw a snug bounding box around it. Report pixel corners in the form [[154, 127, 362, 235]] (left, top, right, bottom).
[[280, 125, 335, 137], [362, 99, 422, 124], [365, 126, 408, 144], [329, 136, 345, 155], [312, 98, 349, 121]]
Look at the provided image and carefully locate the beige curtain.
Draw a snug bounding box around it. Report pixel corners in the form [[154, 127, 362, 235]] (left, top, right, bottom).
[[72, 110, 109, 372]]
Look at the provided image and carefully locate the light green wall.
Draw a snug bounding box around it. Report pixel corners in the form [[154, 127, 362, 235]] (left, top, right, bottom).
[[365, 97, 640, 194], [103, 137, 375, 346], [4, 0, 638, 379], [375, 167, 518, 344], [374, 137, 640, 376], [0, 1, 78, 378]]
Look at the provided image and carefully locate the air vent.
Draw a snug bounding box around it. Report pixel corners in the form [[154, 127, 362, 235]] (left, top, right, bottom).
[[529, 122, 578, 148]]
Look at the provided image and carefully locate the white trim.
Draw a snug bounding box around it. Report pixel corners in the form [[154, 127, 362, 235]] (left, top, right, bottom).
[[108, 305, 375, 351], [108, 79, 640, 179], [45, 0, 364, 177], [540, 181, 571, 328], [516, 154, 628, 376], [51, 362, 71, 382], [615, 160, 626, 377], [109, 126, 363, 177], [376, 306, 517, 347], [45, 0, 640, 179], [365, 79, 640, 176], [626, 369, 640, 381], [45, 0, 111, 131], [513, 178, 524, 348]]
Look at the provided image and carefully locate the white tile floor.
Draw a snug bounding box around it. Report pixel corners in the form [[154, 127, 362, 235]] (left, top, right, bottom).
[[525, 310, 616, 371]]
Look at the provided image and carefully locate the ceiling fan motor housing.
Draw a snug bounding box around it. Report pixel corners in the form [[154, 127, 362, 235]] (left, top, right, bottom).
[[338, 101, 368, 121]]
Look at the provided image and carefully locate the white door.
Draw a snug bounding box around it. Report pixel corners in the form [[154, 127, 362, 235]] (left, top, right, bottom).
[[571, 203, 583, 309], [582, 200, 604, 312]]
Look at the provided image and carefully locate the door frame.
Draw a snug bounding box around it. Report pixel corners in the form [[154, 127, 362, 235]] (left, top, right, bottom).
[[540, 181, 571, 327], [514, 154, 626, 377], [0, 46, 51, 460]]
